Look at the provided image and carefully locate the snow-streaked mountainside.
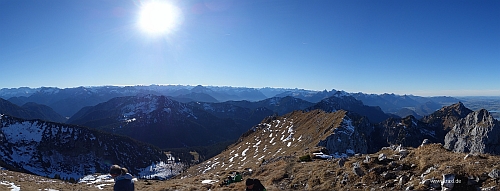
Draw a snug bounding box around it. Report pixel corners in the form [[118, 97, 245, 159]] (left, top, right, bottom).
[[187, 109, 373, 175], [68, 95, 321, 149], [66, 93, 393, 150], [0, 114, 179, 180], [67, 94, 248, 148]]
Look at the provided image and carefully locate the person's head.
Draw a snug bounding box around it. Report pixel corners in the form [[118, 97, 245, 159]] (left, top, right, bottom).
[[109, 165, 128, 178], [246, 178, 254, 189]]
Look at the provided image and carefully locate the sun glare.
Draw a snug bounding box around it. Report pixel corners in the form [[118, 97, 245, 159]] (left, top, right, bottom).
[[138, 1, 181, 36]]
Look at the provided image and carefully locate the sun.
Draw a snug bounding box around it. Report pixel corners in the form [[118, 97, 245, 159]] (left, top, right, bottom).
[[138, 1, 181, 35]]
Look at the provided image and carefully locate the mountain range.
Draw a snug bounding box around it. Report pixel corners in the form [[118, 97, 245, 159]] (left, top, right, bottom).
[[1, 85, 461, 119], [1, 85, 500, 190]]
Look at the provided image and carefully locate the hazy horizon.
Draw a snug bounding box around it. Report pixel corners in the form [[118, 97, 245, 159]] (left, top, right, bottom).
[[3, 84, 500, 98]]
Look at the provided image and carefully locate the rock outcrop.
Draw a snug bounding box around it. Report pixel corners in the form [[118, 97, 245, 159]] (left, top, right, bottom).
[[376, 115, 434, 148], [421, 102, 473, 139], [317, 113, 373, 157], [444, 109, 500, 154]]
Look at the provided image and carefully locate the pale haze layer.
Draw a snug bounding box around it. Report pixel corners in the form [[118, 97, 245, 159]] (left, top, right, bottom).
[[0, 0, 499, 96]]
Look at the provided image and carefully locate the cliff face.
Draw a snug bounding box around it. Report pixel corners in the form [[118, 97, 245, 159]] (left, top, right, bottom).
[[317, 113, 373, 157], [376, 115, 431, 148], [444, 109, 500, 154]]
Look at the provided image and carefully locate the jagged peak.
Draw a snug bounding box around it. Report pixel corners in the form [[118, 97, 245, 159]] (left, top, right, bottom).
[[465, 108, 496, 126], [332, 90, 349, 97], [322, 94, 360, 105], [431, 102, 473, 119]]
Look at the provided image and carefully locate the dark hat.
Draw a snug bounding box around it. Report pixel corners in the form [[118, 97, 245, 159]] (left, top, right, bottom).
[[246, 178, 254, 186]]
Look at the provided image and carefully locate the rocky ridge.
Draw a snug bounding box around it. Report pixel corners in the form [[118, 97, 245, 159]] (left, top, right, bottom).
[[445, 109, 500, 154], [162, 102, 500, 190]]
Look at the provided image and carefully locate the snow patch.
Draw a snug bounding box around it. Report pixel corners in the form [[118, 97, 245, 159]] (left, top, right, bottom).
[[242, 147, 249, 157], [2, 121, 44, 143], [138, 160, 183, 180], [336, 118, 355, 136], [202, 180, 218, 184], [0, 181, 20, 191]]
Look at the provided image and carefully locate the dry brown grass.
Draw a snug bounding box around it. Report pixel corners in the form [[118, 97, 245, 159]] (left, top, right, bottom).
[[4, 143, 500, 190]]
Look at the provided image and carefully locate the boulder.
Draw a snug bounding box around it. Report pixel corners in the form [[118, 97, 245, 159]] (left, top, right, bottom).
[[398, 175, 409, 185], [399, 150, 409, 159], [352, 162, 364, 177], [341, 173, 348, 184], [378, 153, 387, 162], [381, 171, 396, 180], [363, 155, 371, 163], [488, 169, 500, 179]]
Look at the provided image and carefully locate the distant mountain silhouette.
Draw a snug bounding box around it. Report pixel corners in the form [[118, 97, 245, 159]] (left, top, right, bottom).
[[171, 92, 219, 103], [0, 85, 465, 120], [307, 93, 392, 123], [0, 98, 65, 123]]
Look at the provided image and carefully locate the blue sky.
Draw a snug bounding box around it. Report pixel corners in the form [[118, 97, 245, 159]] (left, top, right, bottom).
[[1, 0, 499, 96]]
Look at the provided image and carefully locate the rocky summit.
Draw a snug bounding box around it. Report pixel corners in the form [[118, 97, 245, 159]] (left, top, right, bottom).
[[445, 109, 500, 154], [152, 105, 500, 191]]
